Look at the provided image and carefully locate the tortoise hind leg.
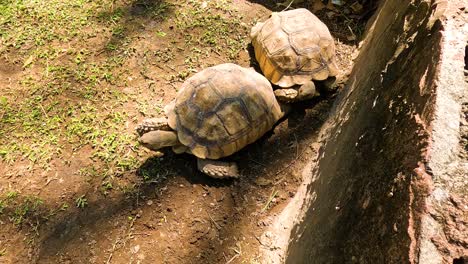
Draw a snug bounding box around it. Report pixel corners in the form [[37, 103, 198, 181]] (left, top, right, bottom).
[[197, 159, 239, 179]]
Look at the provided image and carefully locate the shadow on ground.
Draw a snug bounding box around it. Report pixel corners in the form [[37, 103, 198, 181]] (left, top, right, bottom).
[[32, 95, 334, 263], [95, 0, 175, 54]]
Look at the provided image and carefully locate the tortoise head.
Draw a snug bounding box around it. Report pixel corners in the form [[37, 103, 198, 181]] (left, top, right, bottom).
[[139, 130, 179, 151], [250, 21, 264, 40]]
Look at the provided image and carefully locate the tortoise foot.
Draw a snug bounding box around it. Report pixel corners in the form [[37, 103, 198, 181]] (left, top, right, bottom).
[[197, 159, 239, 179]]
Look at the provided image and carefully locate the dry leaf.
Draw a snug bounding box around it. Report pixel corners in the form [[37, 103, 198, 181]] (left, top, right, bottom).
[[350, 2, 363, 13], [23, 55, 34, 68], [311, 0, 326, 12]]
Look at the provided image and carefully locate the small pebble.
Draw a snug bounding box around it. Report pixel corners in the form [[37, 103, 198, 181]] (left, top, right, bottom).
[[131, 245, 140, 254], [331, 0, 344, 6]]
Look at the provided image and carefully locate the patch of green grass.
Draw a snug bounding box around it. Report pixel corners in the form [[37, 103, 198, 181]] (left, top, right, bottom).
[[136, 97, 164, 117], [0, 56, 137, 170], [137, 157, 169, 183], [97, 7, 125, 24], [0, 192, 44, 226], [11, 196, 44, 225], [174, 0, 248, 60], [153, 47, 176, 64], [1, 0, 96, 54], [169, 68, 197, 82], [44, 202, 70, 219], [6, 191, 18, 199], [0, 94, 63, 166], [118, 183, 140, 197]]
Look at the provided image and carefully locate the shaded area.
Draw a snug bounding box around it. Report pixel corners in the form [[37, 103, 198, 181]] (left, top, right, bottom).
[[96, 0, 174, 55], [34, 155, 182, 263], [285, 0, 446, 263]]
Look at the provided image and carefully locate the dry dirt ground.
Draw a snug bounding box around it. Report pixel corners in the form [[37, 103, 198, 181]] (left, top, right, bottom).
[[0, 0, 368, 263]]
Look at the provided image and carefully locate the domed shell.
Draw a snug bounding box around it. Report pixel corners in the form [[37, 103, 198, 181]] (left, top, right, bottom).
[[250, 8, 339, 87], [166, 63, 283, 160]]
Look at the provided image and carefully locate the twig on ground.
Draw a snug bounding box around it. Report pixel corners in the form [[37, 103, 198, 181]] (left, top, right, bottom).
[[226, 243, 242, 264], [261, 189, 278, 213], [208, 213, 221, 230], [281, 0, 295, 12], [249, 159, 267, 167]]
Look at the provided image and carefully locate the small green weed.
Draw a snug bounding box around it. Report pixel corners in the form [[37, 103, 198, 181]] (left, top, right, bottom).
[[59, 203, 69, 211], [6, 191, 18, 199], [137, 157, 169, 183], [156, 30, 167, 37], [75, 195, 88, 208], [0, 200, 5, 214]]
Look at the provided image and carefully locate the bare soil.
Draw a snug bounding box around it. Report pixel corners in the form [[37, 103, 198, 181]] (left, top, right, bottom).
[[0, 1, 367, 263]]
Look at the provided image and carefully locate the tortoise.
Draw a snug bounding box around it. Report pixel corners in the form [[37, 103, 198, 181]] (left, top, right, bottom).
[[250, 8, 339, 102], [136, 63, 286, 179]]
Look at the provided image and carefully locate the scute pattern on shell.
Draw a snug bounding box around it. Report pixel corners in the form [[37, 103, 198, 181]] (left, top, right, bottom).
[[168, 63, 283, 160], [251, 8, 339, 87]]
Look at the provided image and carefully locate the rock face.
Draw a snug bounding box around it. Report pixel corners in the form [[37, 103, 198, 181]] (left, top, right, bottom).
[[264, 0, 467, 263]]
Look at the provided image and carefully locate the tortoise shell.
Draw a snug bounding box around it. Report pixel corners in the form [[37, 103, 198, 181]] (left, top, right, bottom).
[[166, 63, 283, 160], [250, 8, 339, 87]]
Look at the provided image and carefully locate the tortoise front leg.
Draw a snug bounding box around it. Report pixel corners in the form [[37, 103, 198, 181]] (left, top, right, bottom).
[[197, 159, 239, 179], [136, 117, 171, 136]]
